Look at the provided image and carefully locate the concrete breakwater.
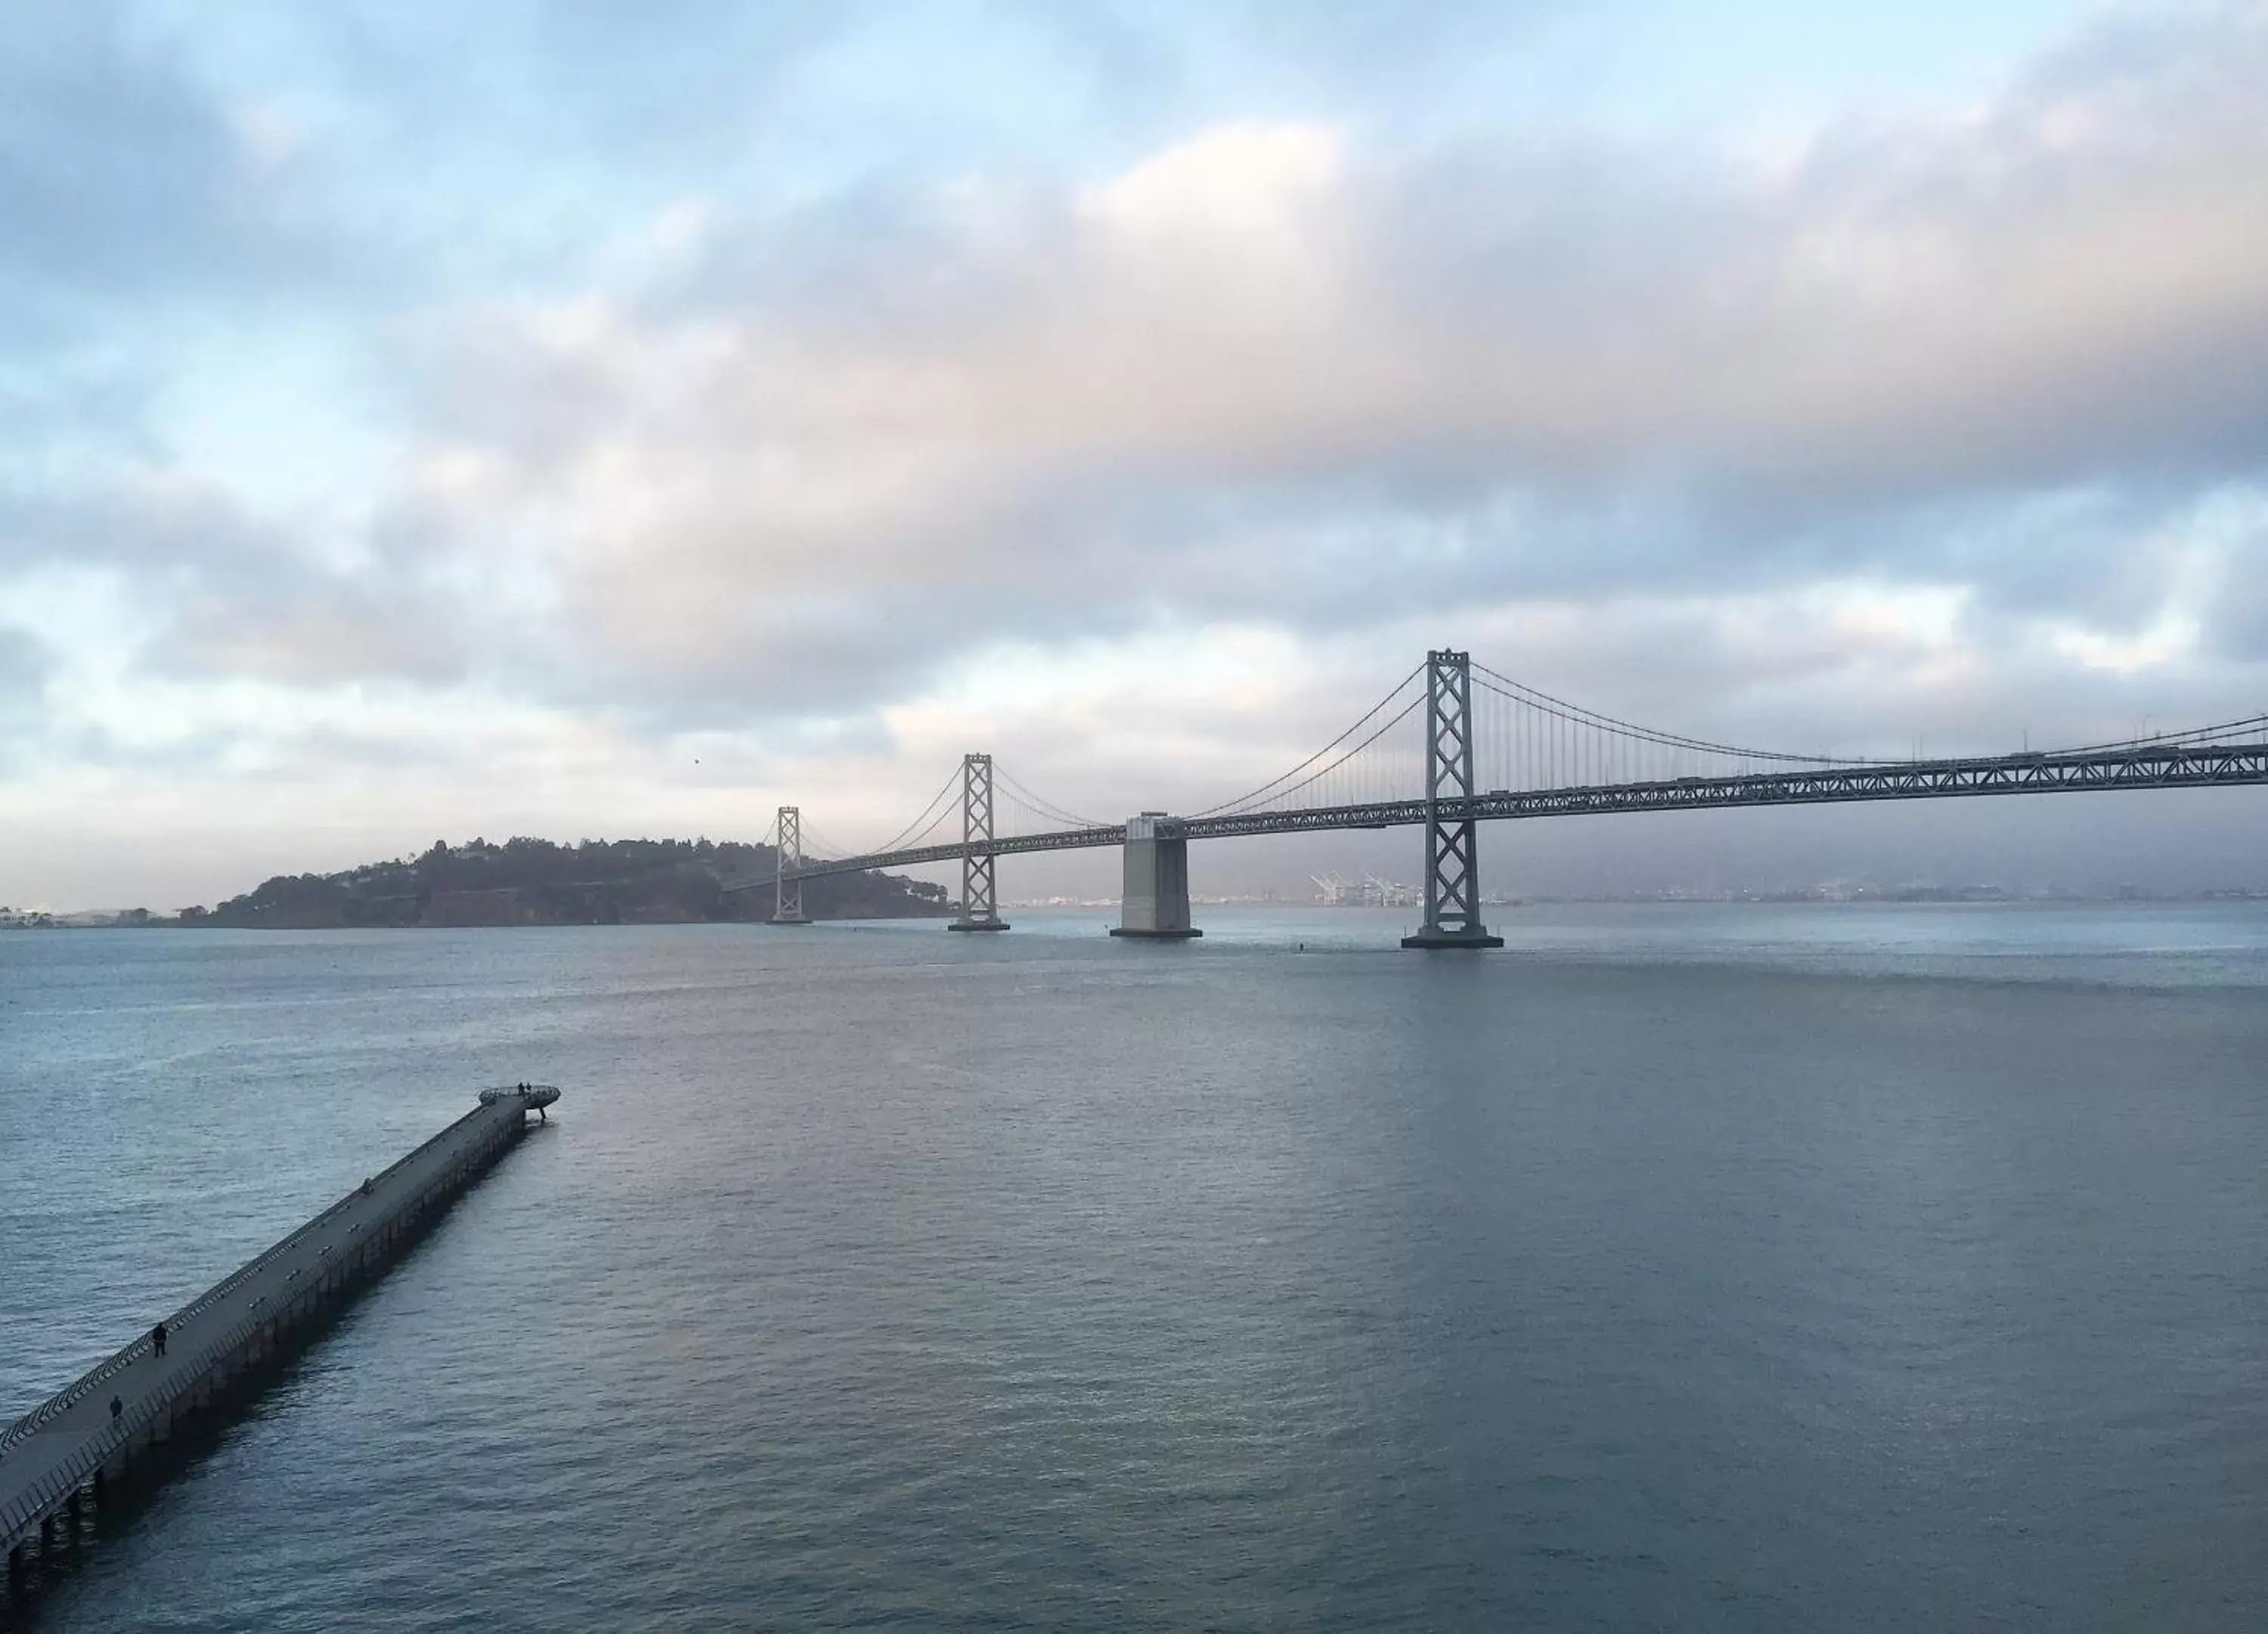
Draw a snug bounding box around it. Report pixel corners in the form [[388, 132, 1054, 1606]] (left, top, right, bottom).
[[1, 1085, 559, 1599]]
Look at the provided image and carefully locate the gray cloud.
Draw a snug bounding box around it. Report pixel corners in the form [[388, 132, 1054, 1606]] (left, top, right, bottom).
[[0, 476, 287, 576], [0, 625, 50, 699], [0, 474, 479, 689], [159, 579, 471, 689], [0, 8, 352, 335], [0, 627, 54, 777], [311, 5, 2260, 741], [5, 2, 2266, 840], [677, 8, 2267, 509]]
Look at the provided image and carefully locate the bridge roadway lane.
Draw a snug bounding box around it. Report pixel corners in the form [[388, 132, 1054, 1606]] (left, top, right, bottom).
[[724, 738, 2268, 890], [0, 1091, 544, 1556]]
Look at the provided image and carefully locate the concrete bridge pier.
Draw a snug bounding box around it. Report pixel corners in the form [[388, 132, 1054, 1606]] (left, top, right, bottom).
[[1111, 814, 1201, 939]]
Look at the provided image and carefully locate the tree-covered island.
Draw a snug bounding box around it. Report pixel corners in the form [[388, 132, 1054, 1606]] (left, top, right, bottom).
[[167, 837, 947, 928]]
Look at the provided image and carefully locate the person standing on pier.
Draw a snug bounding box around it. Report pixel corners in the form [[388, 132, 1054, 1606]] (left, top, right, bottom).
[[151, 1320, 167, 1358]]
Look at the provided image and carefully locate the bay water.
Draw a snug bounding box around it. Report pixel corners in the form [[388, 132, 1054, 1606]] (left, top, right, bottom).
[[5, 905, 2266, 1629]]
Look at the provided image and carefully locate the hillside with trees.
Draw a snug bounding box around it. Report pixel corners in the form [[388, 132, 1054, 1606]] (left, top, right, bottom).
[[175, 837, 948, 928]]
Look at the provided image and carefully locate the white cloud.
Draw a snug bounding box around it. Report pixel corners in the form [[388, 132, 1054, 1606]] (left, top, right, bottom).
[[8, 2, 2268, 903], [340, 8, 2264, 719]]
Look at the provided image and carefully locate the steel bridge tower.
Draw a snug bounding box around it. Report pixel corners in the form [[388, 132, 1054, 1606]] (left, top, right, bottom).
[[772, 805, 810, 925], [948, 753, 1010, 931], [1402, 650, 1504, 949]]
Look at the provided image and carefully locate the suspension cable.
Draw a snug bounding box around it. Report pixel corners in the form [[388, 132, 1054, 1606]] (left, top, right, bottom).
[[993, 766, 1102, 829], [1471, 665, 1893, 766], [798, 820, 864, 862], [1480, 660, 2268, 769], [859, 766, 965, 856], [1190, 664, 1426, 817], [863, 804, 955, 856], [1221, 692, 1427, 812], [891, 800, 959, 853], [2056, 713, 2268, 755]]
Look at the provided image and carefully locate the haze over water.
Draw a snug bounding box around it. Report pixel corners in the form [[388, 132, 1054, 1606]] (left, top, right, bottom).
[[6, 905, 2266, 1630]]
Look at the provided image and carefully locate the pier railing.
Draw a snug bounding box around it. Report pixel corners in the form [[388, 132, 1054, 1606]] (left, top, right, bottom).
[[1, 1277, 306, 1544], [1, 1100, 492, 1467], [4, 1085, 558, 1577]]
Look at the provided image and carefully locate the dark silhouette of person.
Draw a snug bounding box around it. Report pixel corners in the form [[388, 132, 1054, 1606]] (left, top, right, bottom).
[[110, 1395, 122, 1422], [151, 1320, 168, 1358]]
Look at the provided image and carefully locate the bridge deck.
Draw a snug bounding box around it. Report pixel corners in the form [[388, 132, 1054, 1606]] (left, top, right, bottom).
[[2, 1088, 553, 1564], [723, 740, 2268, 890]]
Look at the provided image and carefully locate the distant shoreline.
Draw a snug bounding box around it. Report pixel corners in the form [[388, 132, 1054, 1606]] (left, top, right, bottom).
[[1, 908, 954, 930], [11, 893, 2268, 930], [1, 835, 950, 932]]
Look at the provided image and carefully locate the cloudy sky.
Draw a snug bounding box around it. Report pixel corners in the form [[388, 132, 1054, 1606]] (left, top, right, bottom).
[[5, 1, 2267, 908]]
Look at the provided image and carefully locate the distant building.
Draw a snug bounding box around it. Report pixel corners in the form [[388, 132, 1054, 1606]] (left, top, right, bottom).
[[1309, 873, 1418, 908]]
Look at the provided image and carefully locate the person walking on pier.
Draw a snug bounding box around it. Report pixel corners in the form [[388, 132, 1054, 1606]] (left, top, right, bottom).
[[110, 1396, 122, 1422], [151, 1320, 167, 1358]]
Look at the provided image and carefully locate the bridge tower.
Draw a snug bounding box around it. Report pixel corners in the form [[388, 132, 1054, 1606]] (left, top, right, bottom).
[[1403, 650, 1504, 949], [772, 805, 810, 925], [949, 753, 1010, 931]]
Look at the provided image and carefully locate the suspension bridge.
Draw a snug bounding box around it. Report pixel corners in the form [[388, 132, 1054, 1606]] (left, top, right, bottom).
[[726, 651, 2268, 948]]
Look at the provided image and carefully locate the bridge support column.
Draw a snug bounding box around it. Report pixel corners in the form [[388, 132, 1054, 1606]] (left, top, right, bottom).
[[771, 806, 810, 924], [1404, 649, 1503, 949], [950, 752, 1010, 931], [1111, 813, 1201, 939]]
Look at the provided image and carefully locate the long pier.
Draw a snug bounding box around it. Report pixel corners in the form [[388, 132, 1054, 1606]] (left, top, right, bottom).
[[1, 1085, 560, 1595]]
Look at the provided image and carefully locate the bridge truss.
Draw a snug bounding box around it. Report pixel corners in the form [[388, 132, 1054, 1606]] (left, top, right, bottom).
[[725, 651, 2268, 939], [744, 736, 2268, 881], [770, 805, 807, 924]]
